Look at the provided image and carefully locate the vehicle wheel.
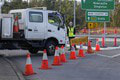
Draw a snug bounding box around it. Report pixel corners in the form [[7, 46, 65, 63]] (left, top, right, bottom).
[[46, 40, 57, 56], [29, 48, 39, 54]]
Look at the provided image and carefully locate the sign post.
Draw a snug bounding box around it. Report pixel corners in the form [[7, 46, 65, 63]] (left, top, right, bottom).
[[74, 0, 76, 28], [88, 28, 91, 40], [103, 22, 106, 47], [88, 23, 93, 40]]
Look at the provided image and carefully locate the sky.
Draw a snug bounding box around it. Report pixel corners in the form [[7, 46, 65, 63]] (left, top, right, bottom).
[[21, 0, 81, 1], [76, 0, 81, 1], [5, 0, 81, 2]]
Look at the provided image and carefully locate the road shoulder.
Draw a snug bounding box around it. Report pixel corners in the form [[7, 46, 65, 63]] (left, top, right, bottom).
[[0, 56, 25, 80]]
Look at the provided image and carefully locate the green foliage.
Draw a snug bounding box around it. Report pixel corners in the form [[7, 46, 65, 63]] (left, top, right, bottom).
[[113, 3, 120, 27], [2, 1, 28, 13]]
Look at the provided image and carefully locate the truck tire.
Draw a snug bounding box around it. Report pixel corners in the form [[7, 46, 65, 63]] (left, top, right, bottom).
[[46, 40, 57, 56], [29, 48, 39, 54]]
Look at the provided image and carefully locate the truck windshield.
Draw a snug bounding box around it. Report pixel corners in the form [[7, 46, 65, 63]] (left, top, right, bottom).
[[48, 12, 64, 28]]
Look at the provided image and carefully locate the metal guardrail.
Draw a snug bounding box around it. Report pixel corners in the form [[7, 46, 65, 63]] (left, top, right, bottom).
[[76, 35, 120, 38]]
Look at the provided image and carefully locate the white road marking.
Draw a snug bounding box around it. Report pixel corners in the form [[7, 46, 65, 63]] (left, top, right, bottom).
[[96, 54, 113, 58], [111, 53, 120, 58], [96, 53, 120, 58]]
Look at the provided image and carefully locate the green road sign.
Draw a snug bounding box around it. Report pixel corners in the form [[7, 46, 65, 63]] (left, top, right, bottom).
[[86, 10, 110, 22], [81, 0, 115, 10]]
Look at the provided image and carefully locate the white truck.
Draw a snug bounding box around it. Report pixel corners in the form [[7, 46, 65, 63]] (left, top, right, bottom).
[[0, 7, 67, 55]]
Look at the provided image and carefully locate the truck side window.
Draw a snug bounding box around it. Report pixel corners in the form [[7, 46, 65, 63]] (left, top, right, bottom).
[[48, 13, 62, 27], [29, 12, 43, 22]]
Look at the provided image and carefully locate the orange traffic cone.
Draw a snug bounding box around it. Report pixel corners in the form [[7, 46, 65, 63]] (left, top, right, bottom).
[[69, 44, 77, 60], [96, 38, 100, 51], [78, 43, 85, 57], [52, 46, 62, 66], [13, 16, 19, 32], [60, 45, 67, 63], [39, 49, 52, 70], [87, 40, 94, 54], [23, 53, 36, 76]]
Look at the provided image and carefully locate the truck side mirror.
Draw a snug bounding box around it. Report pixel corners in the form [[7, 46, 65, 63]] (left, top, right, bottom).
[[58, 22, 61, 30], [60, 23, 63, 27], [62, 14, 66, 24], [58, 27, 60, 31], [59, 22, 64, 29]]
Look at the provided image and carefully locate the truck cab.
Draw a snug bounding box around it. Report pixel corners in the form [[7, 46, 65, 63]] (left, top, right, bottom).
[[0, 8, 67, 55]]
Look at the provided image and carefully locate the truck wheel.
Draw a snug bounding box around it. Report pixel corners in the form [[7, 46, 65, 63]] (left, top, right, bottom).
[[29, 48, 39, 54], [46, 40, 57, 56]]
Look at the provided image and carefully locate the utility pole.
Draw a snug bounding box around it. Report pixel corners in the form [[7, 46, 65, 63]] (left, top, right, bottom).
[[27, 0, 29, 3], [73, 0, 76, 28], [59, 0, 62, 12], [27, 0, 29, 7]]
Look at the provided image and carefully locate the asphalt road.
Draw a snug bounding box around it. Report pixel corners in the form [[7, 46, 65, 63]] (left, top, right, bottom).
[[0, 37, 120, 80], [2, 48, 120, 80]]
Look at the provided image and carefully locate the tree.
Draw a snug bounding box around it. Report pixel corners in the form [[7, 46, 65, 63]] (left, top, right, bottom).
[[76, 3, 85, 29], [114, 3, 120, 27], [4, 0, 120, 29], [2, 0, 28, 13]]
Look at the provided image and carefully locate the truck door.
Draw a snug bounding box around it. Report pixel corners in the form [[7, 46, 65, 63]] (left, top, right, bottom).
[[26, 11, 45, 40], [47, 13, 66, 44]]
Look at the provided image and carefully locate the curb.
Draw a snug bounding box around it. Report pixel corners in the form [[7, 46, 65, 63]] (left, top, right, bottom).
[[66, 45, 120, 51], [3, 57, 25, 80], [81, 46, 120, 51]]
